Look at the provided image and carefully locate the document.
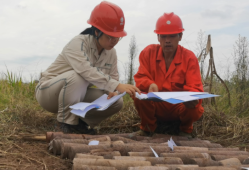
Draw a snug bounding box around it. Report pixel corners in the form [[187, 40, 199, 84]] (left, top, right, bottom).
[[70, 92, 126, 118], [135, 91, 219, 104]]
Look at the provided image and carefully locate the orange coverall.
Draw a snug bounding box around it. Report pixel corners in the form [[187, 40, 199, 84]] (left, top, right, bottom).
[[134, 44, 204, 133]]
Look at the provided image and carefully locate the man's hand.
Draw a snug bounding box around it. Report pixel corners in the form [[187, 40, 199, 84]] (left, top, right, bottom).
[[183, 100, 199, 109], [148, 83, 159, 92], [107, 91, 118, 99], [116, 83, 141, 97]]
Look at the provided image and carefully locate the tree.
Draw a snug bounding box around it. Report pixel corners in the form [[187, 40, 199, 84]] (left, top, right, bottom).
[[195, 30, 208, 79], [127, 35, 138, 85], [233, 34, 249, 89]]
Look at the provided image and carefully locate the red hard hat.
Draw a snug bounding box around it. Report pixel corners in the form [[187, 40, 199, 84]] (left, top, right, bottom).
[[87, 1, 127, 37], [154, 12, 184, 34]]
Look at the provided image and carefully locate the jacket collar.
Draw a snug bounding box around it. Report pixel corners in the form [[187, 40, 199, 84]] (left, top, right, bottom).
[[157, 45, 182, 64]]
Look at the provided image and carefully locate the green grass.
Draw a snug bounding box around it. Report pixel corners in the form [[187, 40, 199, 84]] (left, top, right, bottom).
[[1, 70, 249, 148]]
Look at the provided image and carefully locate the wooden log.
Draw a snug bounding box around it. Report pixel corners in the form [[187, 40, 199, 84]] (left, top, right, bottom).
[[113, 156, 183, 165], [110, 136, 140, 143], [155, 164, 199, 169], [173, 146, 208, 152], [136, 136, 189, 143], [188, 158, 220, 167], [90, 149, 121, 159], [52, 138, 88, 155], [211, 155, 248, 163], [218, 158, 241, 167], [72, 165, 116, 170], [61, 143, 87, 159], [73, 158, 151, 170], [128, 167, 169, 170], [111, 144, 171, 156], [46, 132, 63, 142], [89, 136, 111, 142], [128, 152, 155, 157], [160, 153, 210, 164], [208, 150, 249, 156], [209, 148, 239, 151], [75, 153, 104, 159], [83, 133, 137, 140], [52, 134, 84, 141], [175, 167, 236, 170], [175, 141, 222, 148], [68, 144, 112, 160]]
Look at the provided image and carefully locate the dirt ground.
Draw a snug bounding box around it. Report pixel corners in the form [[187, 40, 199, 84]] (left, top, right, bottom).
[[0, 139, 72, 170]]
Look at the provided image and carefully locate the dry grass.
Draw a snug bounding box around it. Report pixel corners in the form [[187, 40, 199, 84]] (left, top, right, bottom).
[[1, 74, 249, 169]]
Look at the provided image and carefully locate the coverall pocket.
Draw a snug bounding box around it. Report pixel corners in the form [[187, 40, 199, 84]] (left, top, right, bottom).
[[171, 76, 184, 90]]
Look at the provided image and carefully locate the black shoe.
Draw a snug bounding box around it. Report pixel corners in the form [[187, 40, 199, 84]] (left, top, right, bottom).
[[55, 121, 75, 133]]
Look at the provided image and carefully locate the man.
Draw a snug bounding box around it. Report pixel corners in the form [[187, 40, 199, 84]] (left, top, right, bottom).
[[133, 12, 204, 137]]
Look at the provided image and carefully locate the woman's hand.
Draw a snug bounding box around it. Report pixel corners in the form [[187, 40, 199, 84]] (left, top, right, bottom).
[[107, 91, 118, 99], [116, 83, 141, 96]]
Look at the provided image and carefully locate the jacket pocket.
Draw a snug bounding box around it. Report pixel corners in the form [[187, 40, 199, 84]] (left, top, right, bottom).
[[171, 75, 185, 90]]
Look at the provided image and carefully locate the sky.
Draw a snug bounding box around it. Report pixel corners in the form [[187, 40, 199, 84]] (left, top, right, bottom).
[[0, 0, 249, 82]]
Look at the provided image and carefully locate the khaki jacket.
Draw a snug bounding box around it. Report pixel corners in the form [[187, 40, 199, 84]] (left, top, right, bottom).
[[39, 34, 120, 92]]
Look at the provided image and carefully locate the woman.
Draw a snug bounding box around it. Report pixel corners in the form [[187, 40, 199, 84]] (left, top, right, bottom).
[[35, 1, 140, 134]]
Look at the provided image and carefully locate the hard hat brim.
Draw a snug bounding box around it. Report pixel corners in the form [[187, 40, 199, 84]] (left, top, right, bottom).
[[88, 20, 127, 37], [154, 29, 184, 34]]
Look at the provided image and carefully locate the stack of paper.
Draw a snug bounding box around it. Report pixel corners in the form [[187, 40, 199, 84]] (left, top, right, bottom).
[[70, 92, 126, 118], [135, 91, 219, 104]]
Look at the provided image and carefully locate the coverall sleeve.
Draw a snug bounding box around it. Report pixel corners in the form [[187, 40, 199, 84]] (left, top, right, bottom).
[[134, 49, 155, 92], [109, 49, 119, 81], [63, 39, 119, 92]]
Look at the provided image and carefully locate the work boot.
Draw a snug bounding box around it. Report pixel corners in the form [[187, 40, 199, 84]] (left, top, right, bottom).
[[178, 131, 192, 139], [77, 119, 97, 135], [133, 129, 154, 137], [54, 121, 76, 134]]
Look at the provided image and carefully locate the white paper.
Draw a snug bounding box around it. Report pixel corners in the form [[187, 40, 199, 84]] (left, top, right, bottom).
[[69, 102, 100, 110], [174, 95, 199, 102], [149, 92, 207, 100], [70, 92, 126, 118], [241, 168, 249, 170], [94, 93, 126, 111], [88, 140, 99, 145], [168, 140, 174, 151], [135, 93, 148, 99], [170, 137, 177, 146], [149, 146, 159, 157]]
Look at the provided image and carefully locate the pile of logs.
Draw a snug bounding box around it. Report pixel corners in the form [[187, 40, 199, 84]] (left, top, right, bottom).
[[46, 132, 249, 170]]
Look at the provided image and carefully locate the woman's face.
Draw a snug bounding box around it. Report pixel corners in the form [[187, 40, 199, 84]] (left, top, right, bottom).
[[96, 31, 120, 50]]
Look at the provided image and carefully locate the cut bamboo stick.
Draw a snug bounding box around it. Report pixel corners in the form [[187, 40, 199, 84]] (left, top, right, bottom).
[[74, 153, 104, 159], [73, 158, 151, 170], [52, 138, 88, 155], [188, 158, 220, 167], [173, 146, 208, 152], [218, 158, 241, 167], [155, 164, 199, 169], [68, 144, 112, 160], [113, 156, 183, 165], [128, 152, 155, 157], [211, 154, 248, 163], [160, 153, 210, 164], [175, 167, 236, 170], [72, 165, 116, 170], [111, 144, 171, 156], [128, 166, 169, 170], [175, 141, 222, 148]]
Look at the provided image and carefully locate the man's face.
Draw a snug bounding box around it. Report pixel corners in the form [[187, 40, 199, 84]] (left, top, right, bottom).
[[157, 33, 182, 53]]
